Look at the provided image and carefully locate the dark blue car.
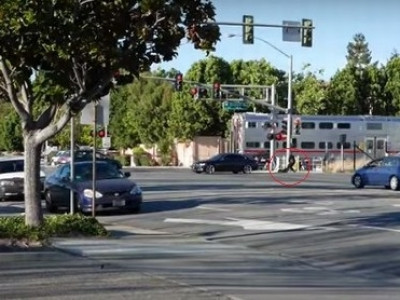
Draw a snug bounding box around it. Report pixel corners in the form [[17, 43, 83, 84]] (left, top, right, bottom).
[[44, 161, 142, 213], [351, 156, 400, 190]]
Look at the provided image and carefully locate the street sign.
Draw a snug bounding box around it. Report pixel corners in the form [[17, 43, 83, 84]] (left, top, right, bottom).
[[80, 94, 110, 125], [102, 136, 111, 149], [282, 20, 301, 42], [222, 100, 249, 112]]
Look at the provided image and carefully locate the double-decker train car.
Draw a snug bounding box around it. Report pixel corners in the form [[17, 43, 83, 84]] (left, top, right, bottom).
[[230, 112, 400, 162]]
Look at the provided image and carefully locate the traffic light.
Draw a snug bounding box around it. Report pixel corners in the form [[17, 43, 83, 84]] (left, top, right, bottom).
[[301, 19, 313, 47], [114, 73, 134, 86], [198, 87, 208, 99], [175, 73, 183, 91], [213, 82, 221, 99], [98, 129, 106, 138], [190, 87, 199, 100], [242, 15, 254, 44]]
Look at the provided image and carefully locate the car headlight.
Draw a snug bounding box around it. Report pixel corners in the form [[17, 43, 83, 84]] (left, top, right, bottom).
[[130, 185, 142, 195], [197, 162, 205, 166], [83, 189, 103, 199], [0, 180, 14, 186]]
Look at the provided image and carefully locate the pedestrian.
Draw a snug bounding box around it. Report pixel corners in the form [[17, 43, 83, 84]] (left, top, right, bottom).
[[283, 153, 296, 172]]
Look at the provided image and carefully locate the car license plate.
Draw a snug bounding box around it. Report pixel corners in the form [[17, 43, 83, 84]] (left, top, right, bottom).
[[113, 199, 125, 207]]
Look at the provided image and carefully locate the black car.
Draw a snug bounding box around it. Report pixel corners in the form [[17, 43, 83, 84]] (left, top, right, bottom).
[[192, 153, 259, 174], [44, 161, 142, 213]]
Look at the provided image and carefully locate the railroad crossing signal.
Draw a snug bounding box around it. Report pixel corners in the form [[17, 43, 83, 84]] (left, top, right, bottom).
[[242, 15, 254, 44], [301, 19, 313, 47]]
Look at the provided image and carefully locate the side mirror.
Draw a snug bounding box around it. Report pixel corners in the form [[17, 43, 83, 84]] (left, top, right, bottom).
[[124, 172, 131, 178]]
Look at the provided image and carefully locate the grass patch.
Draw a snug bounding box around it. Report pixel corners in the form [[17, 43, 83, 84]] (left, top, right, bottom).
[[0, 214, 108, 246]]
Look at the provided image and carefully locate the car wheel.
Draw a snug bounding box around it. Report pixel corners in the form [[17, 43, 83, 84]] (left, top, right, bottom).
[[243, 165, 252, 174], [206, 165, 215, 174], [353, 174, 364, 188], [45, 190, 58, 213], [389, 176, 399, 191], [232, 170, 239, 174]]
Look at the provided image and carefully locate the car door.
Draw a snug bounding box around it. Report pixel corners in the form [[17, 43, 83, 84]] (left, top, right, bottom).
[[49, 165, 71, 206], [364, 158, 384, 185], [221, 154, 238, 171]]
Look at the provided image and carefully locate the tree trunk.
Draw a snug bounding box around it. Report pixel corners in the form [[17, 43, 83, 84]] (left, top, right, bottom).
[[24, 135, 43, 227]]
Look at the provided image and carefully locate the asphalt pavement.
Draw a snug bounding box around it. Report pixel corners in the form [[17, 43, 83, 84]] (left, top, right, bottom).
[[3, 168, 400, 299]]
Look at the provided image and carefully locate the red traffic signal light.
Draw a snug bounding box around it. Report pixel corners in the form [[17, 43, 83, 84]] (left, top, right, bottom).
[[98, 129, 106, 138]]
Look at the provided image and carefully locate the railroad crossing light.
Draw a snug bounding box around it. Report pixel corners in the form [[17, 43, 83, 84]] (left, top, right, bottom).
[[301, 19, 313, 47], [242, 15, 254, 44], [213, 82, 221, 99], [175, 73, 183, 91]]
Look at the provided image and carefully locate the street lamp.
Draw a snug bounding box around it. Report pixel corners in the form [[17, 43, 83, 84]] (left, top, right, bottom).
[[228, 34, 293, 163]]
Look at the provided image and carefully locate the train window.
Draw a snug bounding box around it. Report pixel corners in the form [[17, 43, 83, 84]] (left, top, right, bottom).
[[263, 141, 270, 148], [246, 122, 257, 128], [336, 142, 351, 149], [377, 140, 385, 150], [337, 123, 351, 129], [366, 123, 382, 130], [318, 142, 333, 149], [301, 122, 315, 129], [246, 142, 260, 148], [319, 122, 333, 129], [366, 140, 373, 150], [301, 142, 315, 149]]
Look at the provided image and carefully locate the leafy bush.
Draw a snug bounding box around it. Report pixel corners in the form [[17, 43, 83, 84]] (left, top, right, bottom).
[[0, 214, 108, 244], [115, 154, 130, 166]]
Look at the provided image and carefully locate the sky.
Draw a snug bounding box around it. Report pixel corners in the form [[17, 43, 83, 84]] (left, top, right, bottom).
[[151, 0, 400, 80]]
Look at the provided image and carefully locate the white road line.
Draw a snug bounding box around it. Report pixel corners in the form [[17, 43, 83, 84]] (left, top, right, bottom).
[[197, 205, 231, 212], [165, 217, 312, 231], [280, 208, 306, 213], [355, 225, 400, 233], [303, 207, 329, 211], [317, 210, 337, 215]]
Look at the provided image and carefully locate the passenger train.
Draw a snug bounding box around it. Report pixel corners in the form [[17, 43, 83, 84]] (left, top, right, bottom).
[[230, 112, 400, 162]]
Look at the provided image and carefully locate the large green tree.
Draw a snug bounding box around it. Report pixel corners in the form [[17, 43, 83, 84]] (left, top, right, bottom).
[[384, 53, 400, 115], [293, 66, 327, 115], [0, 0, 220, 226]]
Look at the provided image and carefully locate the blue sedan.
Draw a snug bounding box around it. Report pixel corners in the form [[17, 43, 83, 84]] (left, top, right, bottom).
[[351, 156, 400, 190], [44, 161, 142, 213]]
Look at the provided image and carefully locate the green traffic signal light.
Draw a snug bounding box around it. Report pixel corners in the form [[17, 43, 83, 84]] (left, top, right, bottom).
[[243, 15, 254, 44], [301, 19, 313, 47]]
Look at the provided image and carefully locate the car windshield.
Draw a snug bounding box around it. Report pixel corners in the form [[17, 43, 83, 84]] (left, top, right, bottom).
[[0, 160, 24, 174], [74, 163, 124, 181], [208, 154, 224, 161]]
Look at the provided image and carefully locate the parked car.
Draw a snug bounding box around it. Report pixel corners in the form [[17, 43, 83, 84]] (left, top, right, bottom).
[[192, 153, 259, 174], [351, 156, 400, 190], [52, 150, 122, 169], [44, 161, 142, 213], [0, 156, 46, 201]]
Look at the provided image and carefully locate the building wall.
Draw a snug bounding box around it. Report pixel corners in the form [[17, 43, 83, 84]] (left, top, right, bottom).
[[175, 136, 227, 167]]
